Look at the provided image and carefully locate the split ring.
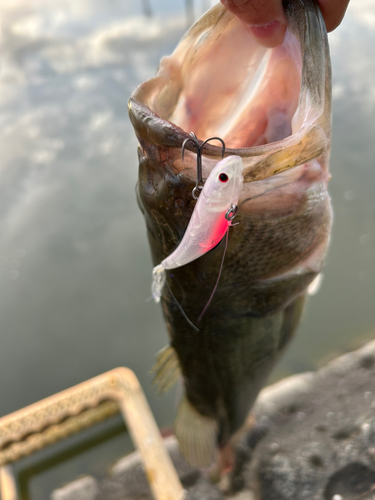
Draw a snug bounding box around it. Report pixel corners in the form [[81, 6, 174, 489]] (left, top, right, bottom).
[[225, 204, 238, 221]]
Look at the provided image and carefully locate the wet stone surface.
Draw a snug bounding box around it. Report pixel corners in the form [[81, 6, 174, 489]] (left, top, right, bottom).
[[232, 341, 375, 500]]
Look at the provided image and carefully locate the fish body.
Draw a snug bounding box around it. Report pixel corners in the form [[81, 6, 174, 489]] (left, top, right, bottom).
[[152, 155, 243, 302], [129, 0, 332, 467]]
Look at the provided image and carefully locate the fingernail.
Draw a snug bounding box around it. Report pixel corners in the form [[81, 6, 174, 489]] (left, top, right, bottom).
[[246, 20, 286, 48]]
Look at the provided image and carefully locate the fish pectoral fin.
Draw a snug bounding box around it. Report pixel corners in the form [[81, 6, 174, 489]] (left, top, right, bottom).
[[175, 396, 218, 468], [151, 345, 181, 395]]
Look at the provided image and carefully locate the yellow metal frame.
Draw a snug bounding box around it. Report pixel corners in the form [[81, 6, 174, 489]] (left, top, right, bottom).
[[0, 368, 185, 500]]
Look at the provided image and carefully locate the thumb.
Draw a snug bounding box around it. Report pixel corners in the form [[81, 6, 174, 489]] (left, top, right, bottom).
[[220, 0, 287, 48]]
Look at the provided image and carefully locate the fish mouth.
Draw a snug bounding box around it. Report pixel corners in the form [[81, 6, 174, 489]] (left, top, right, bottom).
[[129, 2, 331, 183]]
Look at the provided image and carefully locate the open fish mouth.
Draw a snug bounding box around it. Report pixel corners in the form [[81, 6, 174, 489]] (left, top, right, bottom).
[[129, 1, 331, 186]]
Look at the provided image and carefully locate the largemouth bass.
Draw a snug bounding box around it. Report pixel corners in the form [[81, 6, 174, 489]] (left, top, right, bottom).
[[129, 0, 332, 468]]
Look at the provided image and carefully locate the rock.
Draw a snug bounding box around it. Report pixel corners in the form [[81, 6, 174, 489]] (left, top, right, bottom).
[[102, 450, 151, 499], [235, 341, 375, 500], [51, 476, 99, 500], [184, 476, 224, 500]]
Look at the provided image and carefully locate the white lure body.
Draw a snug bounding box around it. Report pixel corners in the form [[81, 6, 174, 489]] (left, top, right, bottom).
[[152, 155, 243, 302]]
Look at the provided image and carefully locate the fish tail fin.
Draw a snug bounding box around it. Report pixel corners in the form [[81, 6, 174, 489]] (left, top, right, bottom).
[[151, 345, 181, 395], [151, 264, 166, 303], [175, 396, 218, 468]]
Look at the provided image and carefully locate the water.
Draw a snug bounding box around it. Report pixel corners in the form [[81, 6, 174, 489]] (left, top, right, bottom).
[[0, 0, 374, 497]]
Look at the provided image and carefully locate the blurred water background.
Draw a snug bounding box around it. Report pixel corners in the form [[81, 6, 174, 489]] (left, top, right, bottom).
[[0, 0, 374, 497]]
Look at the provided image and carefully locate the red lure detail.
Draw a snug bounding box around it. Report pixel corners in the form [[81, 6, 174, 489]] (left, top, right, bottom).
[[199, 213, 228, 249]]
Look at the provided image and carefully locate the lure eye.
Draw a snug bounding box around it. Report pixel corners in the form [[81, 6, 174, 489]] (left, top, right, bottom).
[[219, 173, 228, 183]]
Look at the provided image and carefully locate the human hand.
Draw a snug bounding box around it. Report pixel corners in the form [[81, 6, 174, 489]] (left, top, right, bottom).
[[220, 0, 350, 48]]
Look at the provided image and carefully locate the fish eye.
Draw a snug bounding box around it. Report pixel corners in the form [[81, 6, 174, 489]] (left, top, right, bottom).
[[219, 173, 228, 183]]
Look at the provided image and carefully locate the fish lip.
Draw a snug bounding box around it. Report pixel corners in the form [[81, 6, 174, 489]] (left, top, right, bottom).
[[129, 0, 331, 182], [129, 96, 328, 183], [128, 94, 309, 158]]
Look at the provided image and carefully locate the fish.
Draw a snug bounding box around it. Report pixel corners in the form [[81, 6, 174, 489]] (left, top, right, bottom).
[[152, 154, 243, 304], [129, 0, 332, 469]]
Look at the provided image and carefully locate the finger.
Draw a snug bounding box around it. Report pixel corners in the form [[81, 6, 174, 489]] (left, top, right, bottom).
[[318, 0, 350, 32], [220, 0, 287, 48]]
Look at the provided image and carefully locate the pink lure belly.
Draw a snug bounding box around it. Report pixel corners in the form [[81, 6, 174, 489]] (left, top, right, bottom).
[[199, 213, 228, 250]]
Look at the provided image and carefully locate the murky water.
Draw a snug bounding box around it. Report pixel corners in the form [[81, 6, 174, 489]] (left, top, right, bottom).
[[0, 0, 374, 497]]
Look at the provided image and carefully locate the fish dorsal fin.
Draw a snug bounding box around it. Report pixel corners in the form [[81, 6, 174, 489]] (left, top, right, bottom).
[[175, 396, 218, 468], [151, 345, 181, 395]]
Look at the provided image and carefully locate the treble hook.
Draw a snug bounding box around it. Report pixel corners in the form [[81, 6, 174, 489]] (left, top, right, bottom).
[[182, 132, 226, 199]]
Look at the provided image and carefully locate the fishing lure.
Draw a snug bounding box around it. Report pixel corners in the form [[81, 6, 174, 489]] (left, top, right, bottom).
[[152, 155, 244, 302]]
